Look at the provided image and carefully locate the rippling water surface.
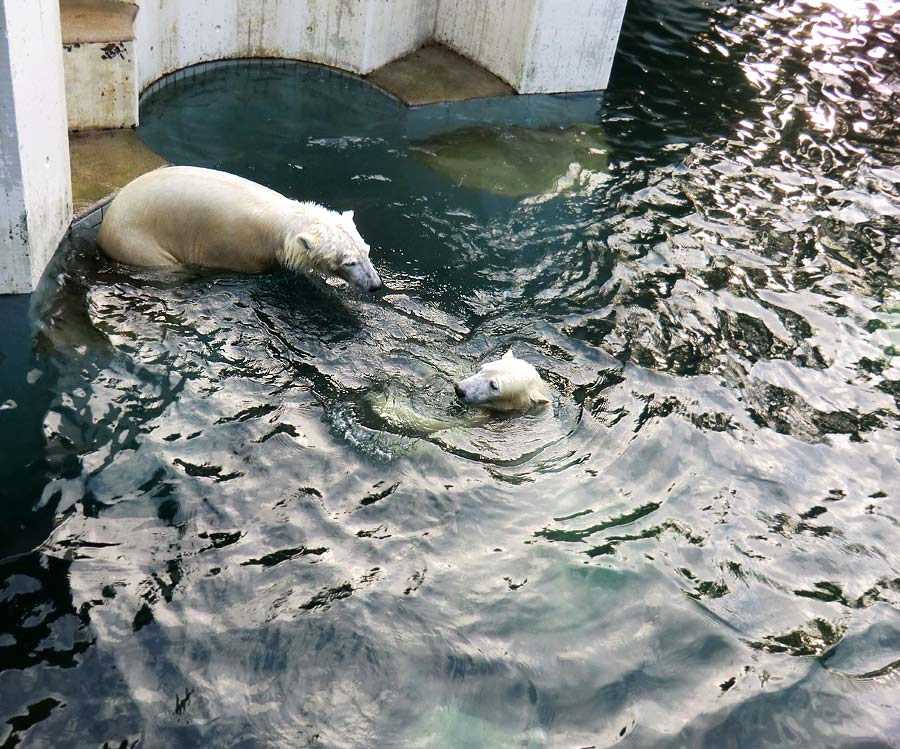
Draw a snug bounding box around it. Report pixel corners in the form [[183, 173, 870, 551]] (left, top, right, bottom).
[[2, 0, 900, 745]]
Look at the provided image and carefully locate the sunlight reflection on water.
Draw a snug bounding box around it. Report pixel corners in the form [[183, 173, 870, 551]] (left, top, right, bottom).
[[1, 0, 899, 746]]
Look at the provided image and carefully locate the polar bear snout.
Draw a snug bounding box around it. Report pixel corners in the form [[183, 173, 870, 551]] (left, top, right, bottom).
[[363, 263, 383, 293], [339, 255, 382, 293], [454, 373, 491, 406], [326, 210, 384, 293]]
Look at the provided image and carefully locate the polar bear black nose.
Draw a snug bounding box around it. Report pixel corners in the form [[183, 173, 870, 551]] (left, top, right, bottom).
[[368, 279, 382, 293], [454, 384, 465, 398]]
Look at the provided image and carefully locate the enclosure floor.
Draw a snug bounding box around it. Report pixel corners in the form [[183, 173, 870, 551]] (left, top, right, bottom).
[[60, 0, 137, 45], [367, 44, 514, 106], [69, 130, 167, 217]]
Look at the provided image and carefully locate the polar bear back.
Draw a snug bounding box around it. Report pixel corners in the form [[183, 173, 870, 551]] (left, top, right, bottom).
[[97, 166, 295, 271]]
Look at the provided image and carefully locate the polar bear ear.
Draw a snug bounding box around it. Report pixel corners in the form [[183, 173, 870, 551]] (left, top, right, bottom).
[[503, 349, 515, 360], [342, 210, 354, 221], [281, 232, 316, 270]]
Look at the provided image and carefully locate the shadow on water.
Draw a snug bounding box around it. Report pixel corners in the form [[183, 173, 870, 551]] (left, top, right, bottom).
[[2, 0, 900, 745], [0, 295, 59, 559]]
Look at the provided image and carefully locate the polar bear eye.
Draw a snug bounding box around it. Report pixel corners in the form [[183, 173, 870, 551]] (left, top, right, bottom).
[[342, 260, 358, 268], [489, 380, 499, 391]]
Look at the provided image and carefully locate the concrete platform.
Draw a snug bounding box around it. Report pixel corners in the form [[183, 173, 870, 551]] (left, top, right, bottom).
[[367, 45, 513, 107], [60, 0, 137, 44], [69, 129, 167, 217]]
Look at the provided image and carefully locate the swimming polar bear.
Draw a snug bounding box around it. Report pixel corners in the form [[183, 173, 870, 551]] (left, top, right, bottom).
[[360, 351, 550, 443], [97, 166, 382, 292], [455, 350, 551, 411]]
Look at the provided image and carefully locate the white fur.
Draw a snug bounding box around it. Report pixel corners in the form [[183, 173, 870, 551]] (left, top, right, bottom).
[[455, 350, 551, 411], [97, 166, 381, 292]]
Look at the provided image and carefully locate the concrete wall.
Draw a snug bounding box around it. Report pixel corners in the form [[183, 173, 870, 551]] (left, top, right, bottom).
[[0, 0, 625, 294], [64, 40, 138, 129], [133, 0, 626, 94], [0, 0, 72, 294], [520, 0, 629, 93], [435, 0, 628, 94], [435, 0, 536, 91], [134, 0, 440, 92], [360, 0, 438, 74]]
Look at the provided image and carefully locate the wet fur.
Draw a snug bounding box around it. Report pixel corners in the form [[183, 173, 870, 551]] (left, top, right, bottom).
[[455, 351, 551, 412], [97, 166, 380, 291]]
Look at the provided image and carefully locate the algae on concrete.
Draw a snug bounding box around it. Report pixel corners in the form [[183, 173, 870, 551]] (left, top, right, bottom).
[[367, 45, 513, 107]]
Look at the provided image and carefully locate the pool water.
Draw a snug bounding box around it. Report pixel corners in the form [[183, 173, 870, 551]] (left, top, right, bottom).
[[2, 0, 900, 745]]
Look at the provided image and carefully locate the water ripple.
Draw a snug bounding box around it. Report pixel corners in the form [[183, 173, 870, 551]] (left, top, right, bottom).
[[2, 0, 900, 745]]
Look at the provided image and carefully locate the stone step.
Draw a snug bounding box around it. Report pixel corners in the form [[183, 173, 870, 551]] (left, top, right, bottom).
[[367, 45, 513, 107], [59, 0, 138, 130], [69, 129, 167, 218], [60, 0, 136, 44]]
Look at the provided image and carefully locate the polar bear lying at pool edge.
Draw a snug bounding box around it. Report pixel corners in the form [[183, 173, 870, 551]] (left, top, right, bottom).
[[97, 166, 382, 292]]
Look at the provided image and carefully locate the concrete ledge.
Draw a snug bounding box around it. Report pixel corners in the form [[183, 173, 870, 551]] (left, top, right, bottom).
[[69, 129, 166, 217], [60, 0, 137, 44], [367, 44, 513, 107]]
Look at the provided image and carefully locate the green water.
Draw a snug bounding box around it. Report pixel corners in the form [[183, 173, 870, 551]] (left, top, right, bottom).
[[2, 0, 899, 746]]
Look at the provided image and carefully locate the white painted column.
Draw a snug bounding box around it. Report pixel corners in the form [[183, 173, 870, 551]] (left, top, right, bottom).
[[519, 0, 629, 93], [0, 0, 72, 294], [436, 0, 628, 94], [359, 0, 439, 74], [435, 0, 536, 90]]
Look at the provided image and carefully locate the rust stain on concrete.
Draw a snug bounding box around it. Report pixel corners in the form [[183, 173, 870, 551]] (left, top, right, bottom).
[[100, 42, 127, 60]]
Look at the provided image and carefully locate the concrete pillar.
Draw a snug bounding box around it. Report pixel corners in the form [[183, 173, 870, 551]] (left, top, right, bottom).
[[358, 0, 438, 74], [0, 0, 72, 295], [435, 0, 535, 91], [519, 0, 629, 93], [436, 0, 628, 94]]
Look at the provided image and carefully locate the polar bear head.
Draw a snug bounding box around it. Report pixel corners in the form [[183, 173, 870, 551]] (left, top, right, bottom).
[[454, 350, 551, 411], [283, 206, 382, 293]]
